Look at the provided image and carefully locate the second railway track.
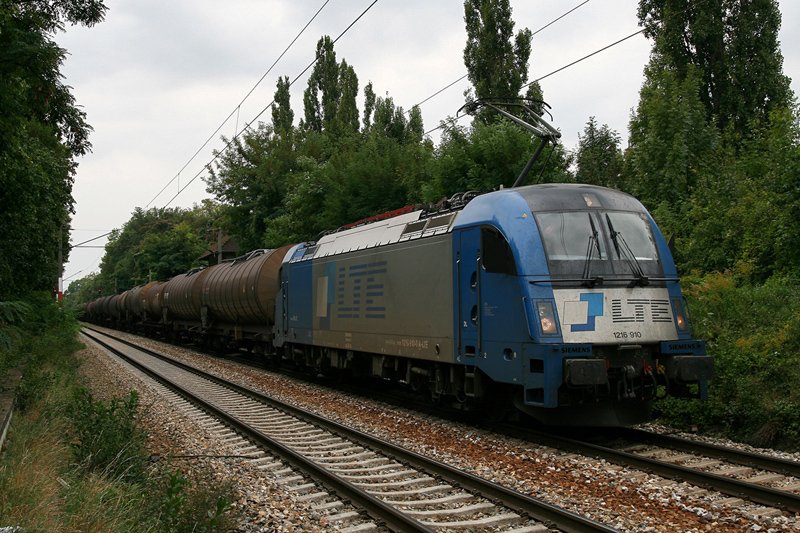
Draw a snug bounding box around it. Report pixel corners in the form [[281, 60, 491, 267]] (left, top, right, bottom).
[[81, 326, 616, 533], [498, 425, 800, 514]]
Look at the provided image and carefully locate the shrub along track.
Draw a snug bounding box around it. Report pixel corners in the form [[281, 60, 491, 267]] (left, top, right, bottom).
[[82, 327, 615, 533]]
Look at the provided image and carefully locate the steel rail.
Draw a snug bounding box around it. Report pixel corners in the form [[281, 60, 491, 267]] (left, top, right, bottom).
[[83, 326, 617, 533], [500, 425, 800, 513], [82, 328, 434, 533], [614, 427, 800, 478]]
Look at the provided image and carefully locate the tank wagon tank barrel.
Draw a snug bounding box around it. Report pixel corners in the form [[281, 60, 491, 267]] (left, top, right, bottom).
[[163, 266, 215, 322], [201, 245, 293, 328]]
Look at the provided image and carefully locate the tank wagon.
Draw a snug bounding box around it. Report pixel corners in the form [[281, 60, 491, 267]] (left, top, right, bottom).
[[86, 184, 713, 426]]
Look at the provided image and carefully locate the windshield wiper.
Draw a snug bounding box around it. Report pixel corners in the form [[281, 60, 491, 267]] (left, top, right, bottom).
[[605, 214, 649, 287], [581, 215, 603, 287]]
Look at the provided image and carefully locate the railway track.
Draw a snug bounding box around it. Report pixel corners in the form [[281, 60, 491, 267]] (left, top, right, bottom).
[[500, 425, 800, 514], [81, 327, 616, 533]]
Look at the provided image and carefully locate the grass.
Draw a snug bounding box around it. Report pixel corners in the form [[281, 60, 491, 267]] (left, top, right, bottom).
[[0, 294, 239, 531]]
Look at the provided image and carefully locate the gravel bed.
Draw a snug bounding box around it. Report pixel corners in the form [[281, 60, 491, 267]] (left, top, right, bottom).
[[82, 328, 800, 532], [637, 422, 800, 464], [75, 334, 343, 532]]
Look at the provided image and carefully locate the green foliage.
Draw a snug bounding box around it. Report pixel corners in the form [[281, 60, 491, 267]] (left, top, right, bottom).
[[0, 0, 107, 299], [463, 0, 532, 120], [638, 0, 791, 135], [207, 123, 296, 250], [271, 75, 293, 136], [302, 35, 352, 134], [14, 369, 55, 413], [428, 119, 571, 201], [67, 388, 148, 482], [625, 62, 720, 207], [655, 274, 800, 448], [155, 470, 234, 533], [0, 296, 240, 531], [92, 204, 218, 295], [0, 300, 32, 325], [629, 0, 799, 284], [574, 117, 624, 189], [1, 293, 78, 378]]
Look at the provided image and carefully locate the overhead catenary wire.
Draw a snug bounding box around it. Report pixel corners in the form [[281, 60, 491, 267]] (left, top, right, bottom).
[[161, 0, 381, 209], [423, 27, 647, 137], [411, 0, 591, 111], [161, 0, 589, 208], [155, 0, 579, 209], [144, 0, 333, 209], [72, 231, 113, 248], [523, 28, 645, 89]]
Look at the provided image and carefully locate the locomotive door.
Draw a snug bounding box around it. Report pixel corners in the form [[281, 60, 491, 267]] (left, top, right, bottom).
[[457, 227, 481, 359]]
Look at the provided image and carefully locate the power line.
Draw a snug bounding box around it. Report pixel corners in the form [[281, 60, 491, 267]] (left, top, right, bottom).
[[162, 0, 381, 209], [524, 29, 645, 88], [144, 0, 333, 209], [157, 0, 578, 208], [411, 0, 591, 112], [423, 28, 646, 137], [72, 231, 112, 248]]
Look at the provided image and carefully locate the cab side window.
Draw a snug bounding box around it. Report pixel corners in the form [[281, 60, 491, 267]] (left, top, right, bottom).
[[482, 227, 517, 275]]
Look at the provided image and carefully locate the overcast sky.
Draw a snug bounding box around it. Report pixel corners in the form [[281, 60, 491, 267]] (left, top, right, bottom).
[[57, 0, 800, 288]]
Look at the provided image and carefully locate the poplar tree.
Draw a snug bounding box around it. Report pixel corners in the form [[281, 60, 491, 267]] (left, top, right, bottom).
[[638, 0, 792, 134], [463, 0, 534, 123], [362, 82, 376, 132], [271, 75, 293, 136], [302, 36, 339, 132], [336, 60, 359, 135]]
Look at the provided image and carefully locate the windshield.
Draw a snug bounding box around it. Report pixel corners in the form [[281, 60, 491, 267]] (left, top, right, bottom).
[[535, 210, 662, 282]]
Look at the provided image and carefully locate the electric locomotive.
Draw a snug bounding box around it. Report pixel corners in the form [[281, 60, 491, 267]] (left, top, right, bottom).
[[84, 100, 712, 426], [274, 183, 713, 426]]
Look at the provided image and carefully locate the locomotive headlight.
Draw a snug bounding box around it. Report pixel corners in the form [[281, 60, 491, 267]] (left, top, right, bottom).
[[672, 298, 689, 331], [536, 300, 559, 335]]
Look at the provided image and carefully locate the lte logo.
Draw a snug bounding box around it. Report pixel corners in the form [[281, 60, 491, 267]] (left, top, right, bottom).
[[570, 293, 604, 332]]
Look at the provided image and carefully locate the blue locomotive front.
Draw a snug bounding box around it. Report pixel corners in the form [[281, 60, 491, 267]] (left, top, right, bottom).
[[274, 183, 713, 426], [453, 183, 712, 425]]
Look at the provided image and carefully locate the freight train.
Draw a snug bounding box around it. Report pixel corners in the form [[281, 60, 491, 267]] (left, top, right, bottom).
[[85, 183, 713, 426]]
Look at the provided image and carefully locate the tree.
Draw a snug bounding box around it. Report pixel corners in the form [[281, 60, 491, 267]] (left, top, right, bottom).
[[271, 75, 293, 136], [463, 0, 532, 109], [205, 123, 295, 251], [336, 60, 359, 135], [630, 0, 798, 281], [428, 119, 570, 201], [362, 81, 376, 132], [302, 36, 340, 132], [625, 62, 719, 208], [0, 0, 107, 299], [98, 206, 216, 292], [574, 117, 624, 189], [638, 0, 792, 134]]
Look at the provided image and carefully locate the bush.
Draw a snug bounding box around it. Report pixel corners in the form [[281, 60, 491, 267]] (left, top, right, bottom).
[[67, 388, 148, 482], [0, 294, 240, 531], [154, 469, 235, 533], [13, 369, 55, 413], [656, 274, 800, 449]]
